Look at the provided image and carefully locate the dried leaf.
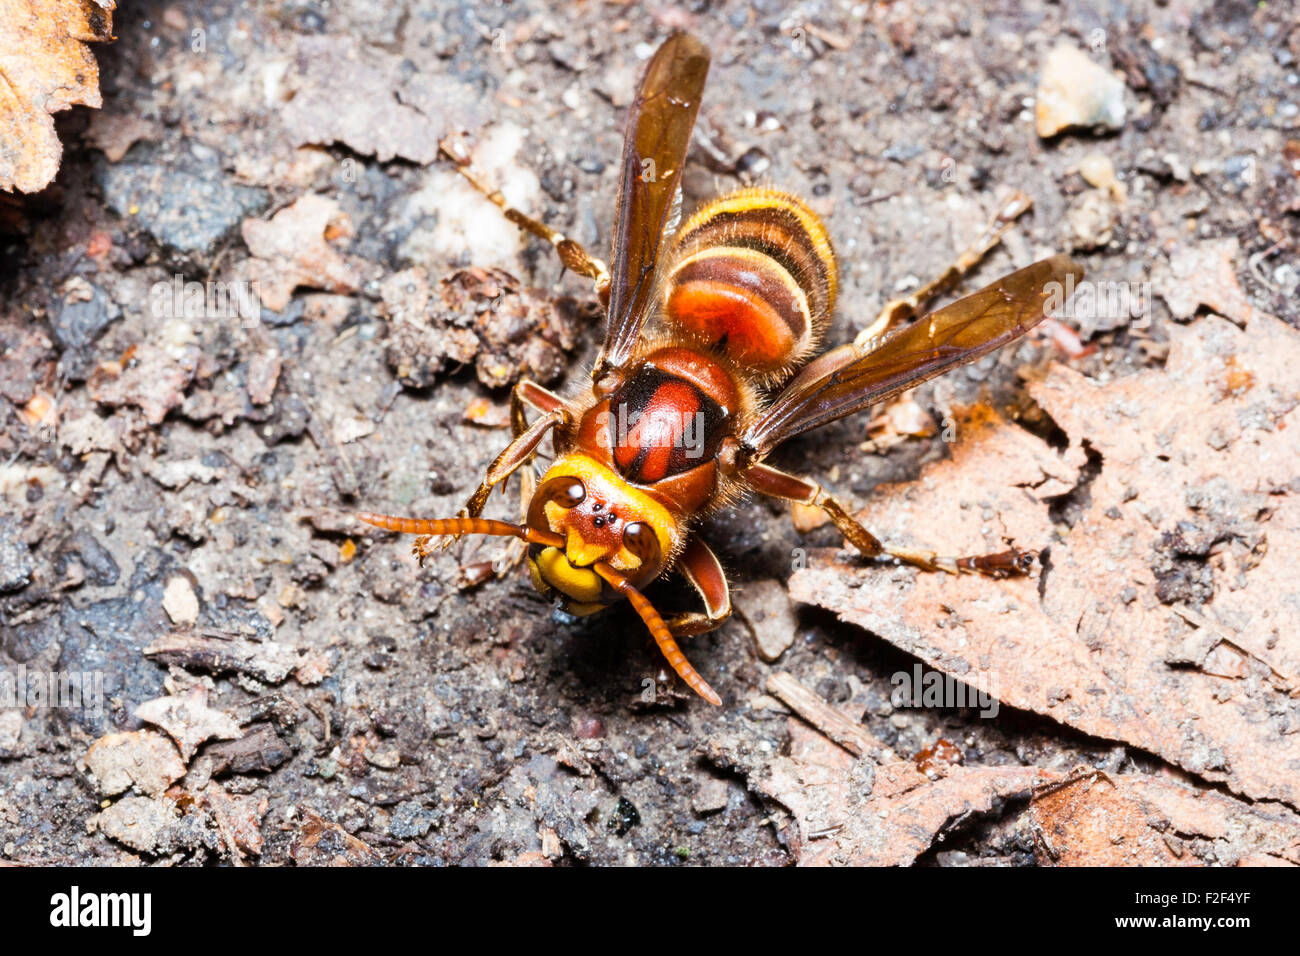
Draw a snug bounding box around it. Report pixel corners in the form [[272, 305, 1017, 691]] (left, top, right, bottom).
[[1155, 238, 1258, 326], [757, 714, 1044, 865], [0, 0, 116, 193], [280, 35, 481, 164], [791, 313, 1300, 807], [135, 687, 241, 762], [84, 730, 185, 797], [1030, 770, 1300, 866], [240, 193, 361, 312]]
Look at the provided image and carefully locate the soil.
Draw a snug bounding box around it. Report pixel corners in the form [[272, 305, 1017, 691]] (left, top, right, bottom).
[[1, 0, 1296, 866]]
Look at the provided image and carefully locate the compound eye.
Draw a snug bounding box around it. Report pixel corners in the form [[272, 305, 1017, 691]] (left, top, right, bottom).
[[527, 476, 586, 531], [621, 521, 661, 569]]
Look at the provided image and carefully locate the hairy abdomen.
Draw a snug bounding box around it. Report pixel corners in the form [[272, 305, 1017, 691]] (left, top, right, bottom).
[[663, 187, 837, 375]]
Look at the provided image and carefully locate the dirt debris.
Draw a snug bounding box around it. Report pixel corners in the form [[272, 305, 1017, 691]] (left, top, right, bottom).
[[1, 0, 1297, 867]]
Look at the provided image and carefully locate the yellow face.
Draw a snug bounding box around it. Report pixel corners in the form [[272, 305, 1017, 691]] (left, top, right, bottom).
[[525, 454, 679, 614]]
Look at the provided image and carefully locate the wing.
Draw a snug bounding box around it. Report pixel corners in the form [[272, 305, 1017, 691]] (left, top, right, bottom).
[[593, 32, 710, 384], [742, 254, 1084, 458]]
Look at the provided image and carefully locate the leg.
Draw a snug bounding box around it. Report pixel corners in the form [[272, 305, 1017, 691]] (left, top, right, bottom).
[[440, 135, 611, 304], [665, 537, 732, 637], [463, 381, 567, 519], [855, 191, 1032, 348], [422, 382, 567, 564], [742, 462, 1035, 578], [489, 381, 567, 572]]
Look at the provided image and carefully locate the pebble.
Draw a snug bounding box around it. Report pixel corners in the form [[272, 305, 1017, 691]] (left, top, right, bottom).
[[1036, 45, 1127, 137], [162, 574, 199, 626], [743, 579, 799, 663], [95, 150, 267, 254], [0, 517, 34, 593], [692, 778, 730, 815], [1078, 153, 1127, 203]]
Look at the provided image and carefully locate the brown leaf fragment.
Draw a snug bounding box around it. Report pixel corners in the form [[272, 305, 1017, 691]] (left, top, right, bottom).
[[203, 783, 266, 860], [0, 0, 116, 193], [240, 194, 361, 312], [791, 313, 1300, 807], [290, 810, 381, 866], [83, 730, 185, 797], [1030, 770, 1300, 866], [134, 686, 241, 762], [143, 630, 302, 684]]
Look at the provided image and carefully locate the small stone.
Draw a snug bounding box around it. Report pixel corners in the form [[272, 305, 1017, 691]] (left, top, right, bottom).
[[1067, 189, 1120, 251], [96, 150, 267, 254], [1078, 153, 1127, 203], [163, 574, 199, 625], [92, 796, 180, 854], [0, 517, 34, 593], [1036, 45, 1127, 138], [745, 579, 799, 663], [606, 797, 641, 836], [692, 777, 730, 815], [389, 801, 441, 839], [365, 744, 401, 770], [791, 502, 830, 532], [0, 711, 21, 750]]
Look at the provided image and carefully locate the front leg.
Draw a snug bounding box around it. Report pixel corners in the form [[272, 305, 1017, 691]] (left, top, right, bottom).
[[664, 537, 732, 637], [741, 462, 1035, 578], [419, 381, 567, 563], [467, 381, 568, 511]]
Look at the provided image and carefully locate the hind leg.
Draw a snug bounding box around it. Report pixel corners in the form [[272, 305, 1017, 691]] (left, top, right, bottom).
[[741, 462, 1035, 578], [855, 191, 1032, 348]]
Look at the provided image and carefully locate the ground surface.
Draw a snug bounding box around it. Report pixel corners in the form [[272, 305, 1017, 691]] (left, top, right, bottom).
[[1, 0, 1297, 866]]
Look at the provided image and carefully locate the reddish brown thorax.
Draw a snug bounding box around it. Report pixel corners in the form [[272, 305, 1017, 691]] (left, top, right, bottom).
[[571, 347, 740, 515]]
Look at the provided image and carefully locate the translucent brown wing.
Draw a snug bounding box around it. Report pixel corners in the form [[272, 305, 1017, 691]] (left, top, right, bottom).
[[593, 32, 710, 383], [743, 254, 1084, 458]]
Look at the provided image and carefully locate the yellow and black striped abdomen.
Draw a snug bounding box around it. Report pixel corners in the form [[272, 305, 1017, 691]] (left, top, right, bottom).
[[662, 187, 837, 375]]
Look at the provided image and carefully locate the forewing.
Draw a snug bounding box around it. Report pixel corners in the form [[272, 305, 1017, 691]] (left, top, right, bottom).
[[595, 32, 710, 378], [744, 254, 1084, 457]]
